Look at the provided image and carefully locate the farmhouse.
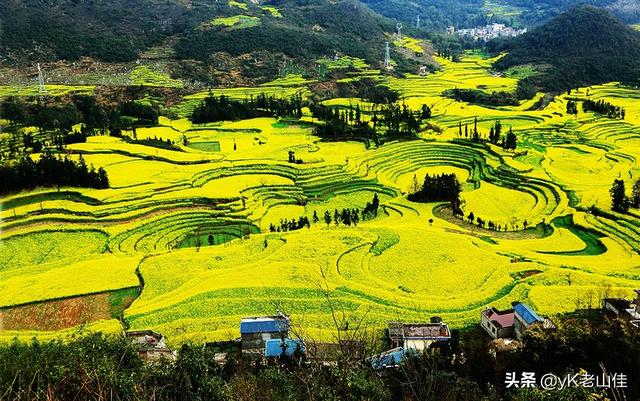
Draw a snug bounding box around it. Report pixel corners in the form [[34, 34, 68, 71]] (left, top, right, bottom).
[[480, 307, 515, 339], [513, 302, 555, 339], [240, 313, 290, 354], [388, 318, 451, 351], [125, 330, 176, 362]]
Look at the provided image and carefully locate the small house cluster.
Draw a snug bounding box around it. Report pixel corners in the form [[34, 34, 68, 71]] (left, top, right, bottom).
[[451, 23, 527, 41], [481, 301, 556, 340], [125, 290, 640, 368]]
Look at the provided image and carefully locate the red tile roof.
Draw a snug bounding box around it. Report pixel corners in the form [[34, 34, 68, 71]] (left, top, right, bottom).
[[483, 308, 515, 328]]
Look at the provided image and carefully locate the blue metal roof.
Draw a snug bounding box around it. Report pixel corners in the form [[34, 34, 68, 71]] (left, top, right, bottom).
[[370, 348, 406, 370], [240, 317, 290, 334], [514, 303, 543, 325], [265, 338, 304, 357]]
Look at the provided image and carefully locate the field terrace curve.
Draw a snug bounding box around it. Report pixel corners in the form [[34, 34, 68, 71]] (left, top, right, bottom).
[[1, 52, 640, 344]]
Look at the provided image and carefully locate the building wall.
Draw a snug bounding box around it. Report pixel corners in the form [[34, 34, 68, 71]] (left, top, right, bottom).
[[497, 325, 514, 338], [241, 332, 284, 352], [404, 339, 433, 351], [513, 317, 527, 339], [481, 313, 498, 339]]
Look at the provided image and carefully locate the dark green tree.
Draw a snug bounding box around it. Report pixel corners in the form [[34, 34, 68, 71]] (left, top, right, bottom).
[[632, 178, 640, 208], [504, 127, 517, 151], [610, 179, 630, 212], [324, 210, 332, 227]]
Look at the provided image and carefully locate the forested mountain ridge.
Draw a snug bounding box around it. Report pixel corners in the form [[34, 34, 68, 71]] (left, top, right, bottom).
[[361, 0, 639, 29], [0, 0, 413, 86], [0, 0, 191, 63], [2, 0, 639, 89], [492, 6, 640, 91], [174, 0, 393, 64], [0, 0, 393, 65]]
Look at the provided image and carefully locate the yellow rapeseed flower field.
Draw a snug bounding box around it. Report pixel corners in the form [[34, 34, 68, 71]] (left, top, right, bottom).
[[2, 51, 640, 344]]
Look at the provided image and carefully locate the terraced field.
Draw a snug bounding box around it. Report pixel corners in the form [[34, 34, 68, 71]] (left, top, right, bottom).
[[2, 52, 640, 344]]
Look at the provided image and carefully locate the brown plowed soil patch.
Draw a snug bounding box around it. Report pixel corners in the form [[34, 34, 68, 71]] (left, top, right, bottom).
[[0, 288, 138, 331]]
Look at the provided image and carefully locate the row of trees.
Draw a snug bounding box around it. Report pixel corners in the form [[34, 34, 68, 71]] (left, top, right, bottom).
[[610, 177, 640, 213], [191, 93, 304, 123], [444, 88, 519, 107], [1, 128, 93, 160], [269, 216, 311, 233], [457, 118, 517, 150], [268, 194, 381, 232], [582, 99, 626, 119], [566, 99, 579, 115], [309, 103, 376, 142], [464, 211, 530, 232], [1, 96, 159, 134], [0, 152, 109, 196], [310, 102, 431, 142]]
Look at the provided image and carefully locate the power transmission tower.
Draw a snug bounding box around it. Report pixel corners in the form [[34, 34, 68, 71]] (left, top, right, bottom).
[[416, 15, 421, 29], [396, 23, 403, 40], [384, 42, 391, 68], [37, 63, 47, 96]]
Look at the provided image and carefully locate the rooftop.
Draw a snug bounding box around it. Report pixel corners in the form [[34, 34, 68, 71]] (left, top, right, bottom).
[[513, 303, 543, 325], [483, 307, 515, 328], [369, 347, 406, 370], [240, 315, 290, 334], [604, 298, 632, 312], [389, 322, 451, 339]]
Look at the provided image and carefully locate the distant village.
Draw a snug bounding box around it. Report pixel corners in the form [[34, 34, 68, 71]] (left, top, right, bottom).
[[449, 23, 527, 41], [126, 289, 640, 369]]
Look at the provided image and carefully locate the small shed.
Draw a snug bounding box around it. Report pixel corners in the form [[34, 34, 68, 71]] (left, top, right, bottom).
[[240, 314, 290, 353], [125, 330, 176, 362]]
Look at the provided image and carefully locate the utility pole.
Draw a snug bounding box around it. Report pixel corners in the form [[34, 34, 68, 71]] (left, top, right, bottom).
[[37, 63, 48, 101], [384, 42, 391, 68], [416, 15, 421, 29], [396, 23, 403, 40]]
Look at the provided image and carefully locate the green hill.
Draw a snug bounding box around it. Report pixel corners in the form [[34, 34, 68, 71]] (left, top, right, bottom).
[[0, 0, 403, 84], [0, 0, 194, 63], [493, 6, 640, 90], [174, 0, 393, 66], [0, 0, 392, 65]]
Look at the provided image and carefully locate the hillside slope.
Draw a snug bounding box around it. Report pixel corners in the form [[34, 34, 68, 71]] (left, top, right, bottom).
[[0, 0, 193, 63], [493, 6, 640, 90], [174, 0, 393, 66], [0, 0, 392, 65]]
